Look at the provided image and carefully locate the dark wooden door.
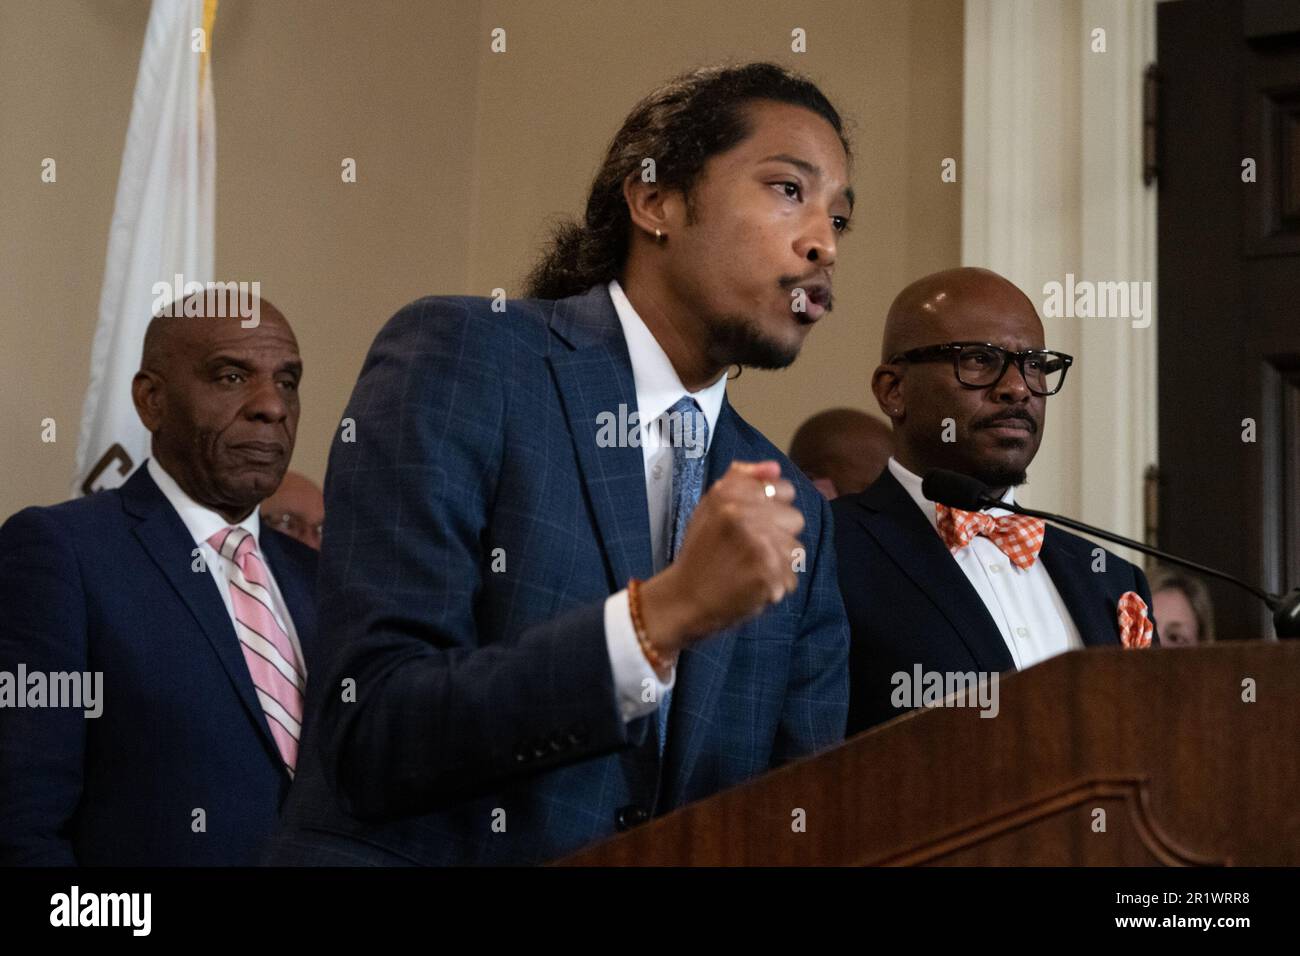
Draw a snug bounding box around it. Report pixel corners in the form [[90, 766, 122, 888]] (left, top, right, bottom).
[[1158, 0, 1300, 639]]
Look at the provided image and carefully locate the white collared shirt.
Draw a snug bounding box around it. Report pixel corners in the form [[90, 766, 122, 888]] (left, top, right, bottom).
[[887, 457, 1082, 670], [146, 457, 306, 678], [602, 279, 728, 721]]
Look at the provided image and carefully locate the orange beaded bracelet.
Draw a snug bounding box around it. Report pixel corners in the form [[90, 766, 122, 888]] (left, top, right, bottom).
[[627, 577, 673, 672]]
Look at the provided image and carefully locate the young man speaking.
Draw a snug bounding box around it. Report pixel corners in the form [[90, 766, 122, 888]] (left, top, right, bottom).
[[269, 63, 854, 865]]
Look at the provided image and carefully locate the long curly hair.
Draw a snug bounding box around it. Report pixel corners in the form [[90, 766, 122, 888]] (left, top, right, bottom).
[[523, 62, 850, 301]]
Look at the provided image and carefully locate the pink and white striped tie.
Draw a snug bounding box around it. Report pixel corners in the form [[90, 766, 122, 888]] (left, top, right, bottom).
[[207, 527, 305, 776]]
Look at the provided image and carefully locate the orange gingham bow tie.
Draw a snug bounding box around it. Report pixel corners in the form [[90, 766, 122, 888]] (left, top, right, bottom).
[[935, 503, 1046, 570]]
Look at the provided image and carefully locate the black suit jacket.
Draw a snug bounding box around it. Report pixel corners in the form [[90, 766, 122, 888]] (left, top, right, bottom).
[[0, 466, 318, 865], [832, 468, 1157, 734]]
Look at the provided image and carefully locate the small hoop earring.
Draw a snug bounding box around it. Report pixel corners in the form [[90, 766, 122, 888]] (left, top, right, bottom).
[[654, 228, 665, 243]]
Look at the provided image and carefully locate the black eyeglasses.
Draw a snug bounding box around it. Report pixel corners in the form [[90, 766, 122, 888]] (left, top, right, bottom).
[[888, 342, 1074, 396]]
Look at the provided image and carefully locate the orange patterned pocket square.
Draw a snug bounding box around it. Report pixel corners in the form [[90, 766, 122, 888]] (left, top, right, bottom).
[[1117, 590, 1154, 648]]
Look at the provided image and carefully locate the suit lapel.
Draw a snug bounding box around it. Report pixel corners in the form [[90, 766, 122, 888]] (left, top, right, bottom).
[[849, 470, 1015, 672], [547, 285, 655, 591], [121, 468, 288, 770], [1038, 527, 1121, 646]]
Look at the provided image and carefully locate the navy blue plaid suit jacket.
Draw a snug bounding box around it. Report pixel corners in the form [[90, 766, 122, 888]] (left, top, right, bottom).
[[267, 283, 849, 866]]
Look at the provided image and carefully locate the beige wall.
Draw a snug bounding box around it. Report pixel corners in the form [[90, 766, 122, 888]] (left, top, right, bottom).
[[0, 0, 962, 519]]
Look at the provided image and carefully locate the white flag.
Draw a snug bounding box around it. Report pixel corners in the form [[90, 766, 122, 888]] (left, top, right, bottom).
[[72, 0, 217, 496]]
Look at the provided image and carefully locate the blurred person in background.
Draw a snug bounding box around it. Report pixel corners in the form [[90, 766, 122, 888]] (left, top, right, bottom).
[[789, 407, 893, 499], [261, 471, 324, 551], [1150, 567, 1215, 646]]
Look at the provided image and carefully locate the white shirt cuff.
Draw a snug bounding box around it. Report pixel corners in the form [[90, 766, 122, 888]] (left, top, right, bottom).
[[604, 589, 676, 723]]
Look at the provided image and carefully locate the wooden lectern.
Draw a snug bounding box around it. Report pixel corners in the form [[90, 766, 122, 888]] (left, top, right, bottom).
[[560, 643, 1300, 865]]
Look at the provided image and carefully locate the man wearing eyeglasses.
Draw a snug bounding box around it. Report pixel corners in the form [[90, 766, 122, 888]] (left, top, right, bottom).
[[833, 267, 1157, 734], [261, 471, 324, 551]]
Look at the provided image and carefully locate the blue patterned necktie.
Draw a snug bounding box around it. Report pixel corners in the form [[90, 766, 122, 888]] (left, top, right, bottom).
[[657, 396, 708, 758]]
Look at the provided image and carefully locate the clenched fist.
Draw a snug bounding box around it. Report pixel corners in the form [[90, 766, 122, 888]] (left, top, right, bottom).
[[638, 460, 804, 662]]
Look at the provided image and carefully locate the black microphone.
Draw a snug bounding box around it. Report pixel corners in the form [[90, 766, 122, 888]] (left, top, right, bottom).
[[922, 469, 1003, 512], [921, 468, 1300, 639]]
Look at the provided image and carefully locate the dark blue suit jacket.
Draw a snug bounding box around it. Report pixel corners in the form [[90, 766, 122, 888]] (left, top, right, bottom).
[[832, 468, 1158, 734], [267, 283, 849, 866], [0, 466, 318, 865]]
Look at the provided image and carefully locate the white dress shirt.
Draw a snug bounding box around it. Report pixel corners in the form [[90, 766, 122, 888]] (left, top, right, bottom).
[[887, 457, 1083, 670], [602, 280, 728, 721], [146, 457, 307, 678]]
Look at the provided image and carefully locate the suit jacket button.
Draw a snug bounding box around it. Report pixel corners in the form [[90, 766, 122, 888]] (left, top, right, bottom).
[[531, 738, 549, 759], [567, 723, 589, 746], [514, 744, 530, 763], [548, 733, 567, 753], [615, 805, 649, 831]]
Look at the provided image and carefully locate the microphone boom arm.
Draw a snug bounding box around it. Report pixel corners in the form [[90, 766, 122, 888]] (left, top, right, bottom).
[[1002, 499, 1283, 611], [922, 467, 1300, 638]]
